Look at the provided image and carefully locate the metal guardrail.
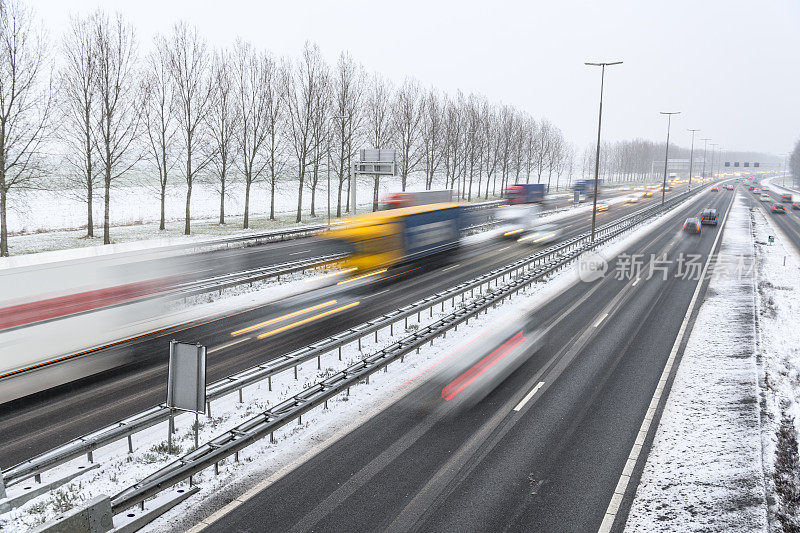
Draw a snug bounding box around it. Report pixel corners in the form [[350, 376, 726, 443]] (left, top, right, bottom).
[[109, 187, 705, 514], [0, 188, 701, 496]]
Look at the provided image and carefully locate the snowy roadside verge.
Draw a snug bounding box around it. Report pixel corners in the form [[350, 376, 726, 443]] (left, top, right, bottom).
[[751, 200, 800, 531], [625, 194, 769, 531]]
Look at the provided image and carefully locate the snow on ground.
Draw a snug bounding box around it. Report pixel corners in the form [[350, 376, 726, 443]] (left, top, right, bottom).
[[750, 198, 800, 531], [625, 194, 768, 532], [0, 184, 694, 532]]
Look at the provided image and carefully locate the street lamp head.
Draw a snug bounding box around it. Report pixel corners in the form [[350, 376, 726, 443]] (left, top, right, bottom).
[[687, 128, 700, 132], [585, 61, 623, 66], [660, 111, 681, 115]]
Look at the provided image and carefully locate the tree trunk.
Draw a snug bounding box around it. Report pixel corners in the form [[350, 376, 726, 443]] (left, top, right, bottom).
[[243, 178, 251, 229], [103, 176, 111, 245], [159, 185, 166, 230], [270, 175, 276, 220], [295, 164, 304, 223], [184, 183, 192, 235], [219, 171, 225, 225], [372, 176, 380, 212], [0, 187, 7, 257], [336, 178, 343, 218], [87, 184, 94, 237]]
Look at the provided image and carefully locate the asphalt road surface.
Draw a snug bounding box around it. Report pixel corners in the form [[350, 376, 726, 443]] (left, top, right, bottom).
[[201, 186, 734, 533]]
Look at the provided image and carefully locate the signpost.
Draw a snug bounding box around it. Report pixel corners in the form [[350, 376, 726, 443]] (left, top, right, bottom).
[[352, 149, 397, 214], [166, 341, 207, 452]]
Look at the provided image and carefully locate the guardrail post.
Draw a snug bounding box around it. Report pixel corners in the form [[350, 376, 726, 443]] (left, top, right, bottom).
[[338, 346, 342, 361], [1, 474, 6, 500], [317, 355, 321, 370], [128, 435, 134, 454], [238, 388, 243, 403]]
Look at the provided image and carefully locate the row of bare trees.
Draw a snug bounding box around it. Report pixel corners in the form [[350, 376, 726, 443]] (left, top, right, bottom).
[[0, 1, 580, 256]]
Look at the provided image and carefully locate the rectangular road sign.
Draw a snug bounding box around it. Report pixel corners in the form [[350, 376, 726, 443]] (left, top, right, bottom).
[[166, 341, 207, 414]]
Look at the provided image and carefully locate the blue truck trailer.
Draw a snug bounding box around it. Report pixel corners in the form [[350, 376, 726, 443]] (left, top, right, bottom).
[[506, 184, 545, 204]]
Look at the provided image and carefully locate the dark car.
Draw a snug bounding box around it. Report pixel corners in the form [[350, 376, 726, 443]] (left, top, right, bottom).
[[781, 193, 793, 202], [710, 186, 719, 192], [793, 202, 800, 210], [700, 209, 718, 225], [725, 184, 734, 190], [683, 217, 702, 234], [771, 203, 788, 214], [747, 186, 755, 191]]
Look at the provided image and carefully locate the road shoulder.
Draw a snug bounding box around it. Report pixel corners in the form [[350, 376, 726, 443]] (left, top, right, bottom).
[[624, 193, 769, 531]]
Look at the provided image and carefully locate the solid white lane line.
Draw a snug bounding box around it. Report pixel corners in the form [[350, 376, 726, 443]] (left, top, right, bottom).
[[593, 313, 609, 328], [597, 188, 733, 533], [631, 277, 641, 287], [442, 263, 461, 272], [513, 382, 545, 412], [208, 337, 250, 354]]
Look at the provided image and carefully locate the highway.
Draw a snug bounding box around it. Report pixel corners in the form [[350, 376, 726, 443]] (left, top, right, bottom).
[[754, 178, 800, 254], [199, 185, 736, 533], [0, 187, 682, 470]]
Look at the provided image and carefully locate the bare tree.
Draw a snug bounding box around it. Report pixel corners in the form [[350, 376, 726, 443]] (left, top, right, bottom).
[[141, 34, 177, 230], [306, 65, 330, 218], [60, 13, 98, 237], [92, 11, 141, 245], [791, 138, 800, 189], [234, 40, 282, 227], [0, 0, 53, 257], [419, 89, 443, 191], [168, 21, 214, 235], [331, 51, 363, 216], [364, 73, 392, 209], [283, 42, 327, 223], [392, 78, 422, 192], [208, 48, 238, 225]]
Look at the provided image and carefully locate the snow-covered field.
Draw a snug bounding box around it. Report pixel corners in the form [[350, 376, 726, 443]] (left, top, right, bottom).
[[4, 175, 655, 257], [625, 194, 769, 532], [0, 187, 692, 532]]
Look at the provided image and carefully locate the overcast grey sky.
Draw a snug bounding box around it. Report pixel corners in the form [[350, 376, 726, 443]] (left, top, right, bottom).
[[34, 0, 800, 155]]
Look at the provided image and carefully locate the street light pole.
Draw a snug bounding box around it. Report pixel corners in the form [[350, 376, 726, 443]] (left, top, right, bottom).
[[585, 60, 622, 242], [686, 129, 699, 191], [700, 138, 710, 181], [660, 111, 680, 205], [709, 143, 718, 180]]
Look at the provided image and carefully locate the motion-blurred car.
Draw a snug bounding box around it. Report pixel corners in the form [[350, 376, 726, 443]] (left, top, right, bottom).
[[747, 186, 755, 191], [760, 194, 771, 202], [771, 203, 788, 214], [700, 209, 718, 225], [725, 184, 734, 190], [710, 186, 719, 192], [436, 316, 545, 408], [682, 217, 702, 234], [624, 194, 639, 204], [516, 223, 561, 246], [781, 193, 793, 202], [595, 203, 610, 212], [642, 191, 654, 198], [792, 202, 800, 210]]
